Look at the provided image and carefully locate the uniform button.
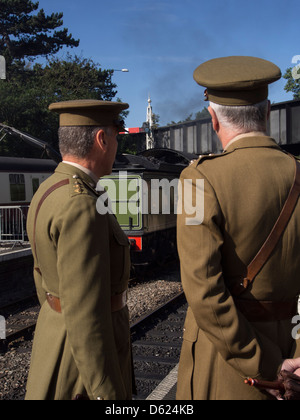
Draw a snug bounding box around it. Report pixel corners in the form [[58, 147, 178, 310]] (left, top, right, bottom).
[[73, 175, 79, 179]]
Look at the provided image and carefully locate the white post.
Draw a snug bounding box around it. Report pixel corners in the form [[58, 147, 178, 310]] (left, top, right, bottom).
[[0, 56, 6, 80], [146, 95, 154, 149], [0, 316, 6, 339]]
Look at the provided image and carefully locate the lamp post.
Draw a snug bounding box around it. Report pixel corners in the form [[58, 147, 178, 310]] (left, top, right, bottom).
[[113, 69, 129, 73]]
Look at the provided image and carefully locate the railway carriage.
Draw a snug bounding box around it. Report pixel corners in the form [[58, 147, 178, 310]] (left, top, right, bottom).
[[0, 157, 56, 206], [0, 157, 56, 242], [0, 150, 196, 266], [99, 150, 197, 267]]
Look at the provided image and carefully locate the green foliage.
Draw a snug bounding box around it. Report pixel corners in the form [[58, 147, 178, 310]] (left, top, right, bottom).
[[40, 55, 117, 102], [117, 134, 139, 155], [195, 107, 210, 120], [0, 0, 79, 65], [0, 1, 120, 158], [0, 55, 118, 157], [168, 107, 210, 126], [284, 67, 300, 99]]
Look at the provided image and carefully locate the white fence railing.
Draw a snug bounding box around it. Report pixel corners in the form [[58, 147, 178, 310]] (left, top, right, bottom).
[[0, 206, 29, 244]]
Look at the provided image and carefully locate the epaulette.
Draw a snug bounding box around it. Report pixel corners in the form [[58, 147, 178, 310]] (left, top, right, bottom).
[[196, 152, 228, 166], [71, 175, 87, 196], [70, 175, 100, 198]]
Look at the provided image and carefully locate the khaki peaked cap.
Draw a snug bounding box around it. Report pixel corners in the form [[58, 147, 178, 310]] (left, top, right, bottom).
[[49, 100, 129, 129], [193, 56, 282, 106]]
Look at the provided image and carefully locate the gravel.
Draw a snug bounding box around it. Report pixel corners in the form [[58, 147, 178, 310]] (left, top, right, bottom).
[[0, 269, 183, 400], [0, 342, 32, 400], [128, 270, 182, 323]]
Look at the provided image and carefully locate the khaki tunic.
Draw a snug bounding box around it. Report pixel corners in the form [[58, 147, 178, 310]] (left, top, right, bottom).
[[25, 163, 133, 400], [177, 135, 300, 400]]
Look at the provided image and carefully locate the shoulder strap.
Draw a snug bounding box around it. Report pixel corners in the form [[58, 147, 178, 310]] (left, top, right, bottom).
[[33, 179, 70, 272], [233, 158, 300, 297]]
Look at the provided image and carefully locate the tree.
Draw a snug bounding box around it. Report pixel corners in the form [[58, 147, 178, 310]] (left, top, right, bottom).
[[284, 67, 300, 99], [195, 107, 210, 120], [0, 1, 124, 158], [152, 112, 160, 129], [41, 54, 117, 102], [0, 55, 119, 157], [168, 108, 209, 126], [0, 0, 79, 68]]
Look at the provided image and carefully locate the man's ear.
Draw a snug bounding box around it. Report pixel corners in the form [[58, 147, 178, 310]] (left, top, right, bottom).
[[208, 106, 220, 133], [95, 129, 107, 151]]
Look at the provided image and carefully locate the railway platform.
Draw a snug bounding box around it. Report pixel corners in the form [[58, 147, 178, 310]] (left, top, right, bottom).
[[146, 364, 178, 400], [0, 245, 31, 260], [0, 246, 34, 308]]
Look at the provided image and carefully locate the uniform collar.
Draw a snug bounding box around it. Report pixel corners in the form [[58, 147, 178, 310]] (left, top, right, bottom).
[[63, 161, 99, 185], [55, 162, 98, 189], [224, 133, 281, 153]]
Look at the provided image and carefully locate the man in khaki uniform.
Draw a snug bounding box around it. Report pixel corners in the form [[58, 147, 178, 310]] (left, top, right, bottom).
[[177, 57, 300, 400], [26, 100, 134, 400]]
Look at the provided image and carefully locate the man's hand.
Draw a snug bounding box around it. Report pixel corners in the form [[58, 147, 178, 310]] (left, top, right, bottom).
[[281, 358, 300, 377], [278, 370, 300, 400], [271, 358, 300, 400]]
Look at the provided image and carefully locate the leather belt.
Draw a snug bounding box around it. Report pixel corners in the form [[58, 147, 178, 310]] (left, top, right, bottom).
[[234, 298, 298, 322], [46, 291, 128, 314]]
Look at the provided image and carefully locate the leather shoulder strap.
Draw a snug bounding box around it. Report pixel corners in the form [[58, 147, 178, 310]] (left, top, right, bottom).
[[33, 179, 70, 270], [234, 158, 300, 296]]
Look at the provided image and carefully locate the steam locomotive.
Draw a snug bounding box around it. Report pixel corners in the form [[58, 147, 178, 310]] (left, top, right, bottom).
[[0, 124, 197, 265]]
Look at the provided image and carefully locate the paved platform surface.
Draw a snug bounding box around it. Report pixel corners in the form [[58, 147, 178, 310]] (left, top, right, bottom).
[[146, 364, 178, 401], [0, 245, 32, 262]]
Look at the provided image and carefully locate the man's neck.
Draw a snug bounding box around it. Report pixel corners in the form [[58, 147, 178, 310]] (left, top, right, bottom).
[[219, 129, 267, 150], [62, 156, 100, 184], [223, 131, 267, 151]]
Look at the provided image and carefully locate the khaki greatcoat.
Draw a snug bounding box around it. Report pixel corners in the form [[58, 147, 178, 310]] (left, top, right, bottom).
[[177, 135, 300, 400], [25, 163, 133, 400]]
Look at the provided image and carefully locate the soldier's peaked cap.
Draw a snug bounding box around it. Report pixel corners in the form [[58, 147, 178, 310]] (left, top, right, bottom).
[[193, 56, 282, 106], [49, 99, 129, 129]]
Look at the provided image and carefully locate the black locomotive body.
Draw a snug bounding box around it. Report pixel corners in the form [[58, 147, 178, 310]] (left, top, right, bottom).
[[99, 149, 197, 268]]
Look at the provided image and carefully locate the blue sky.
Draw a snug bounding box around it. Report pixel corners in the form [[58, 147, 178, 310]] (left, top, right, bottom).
[[38, 0, 300, 128]]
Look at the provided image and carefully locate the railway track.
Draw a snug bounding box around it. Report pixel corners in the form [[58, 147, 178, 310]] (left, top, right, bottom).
[[0, 297, 39, 354], [131, 292, 186, 400], [0, 287, 186, 400], [0, 262, 182, 354]]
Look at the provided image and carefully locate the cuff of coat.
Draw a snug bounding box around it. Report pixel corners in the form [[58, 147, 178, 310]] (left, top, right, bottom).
[[89, 376, 127, 401]]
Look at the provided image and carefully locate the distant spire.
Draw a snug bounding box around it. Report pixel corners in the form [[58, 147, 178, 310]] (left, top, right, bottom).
[[146, 95, 154, 150], [146, 94, 153, 129]]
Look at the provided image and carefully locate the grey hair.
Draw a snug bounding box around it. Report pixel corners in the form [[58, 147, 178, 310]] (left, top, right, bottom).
[[58, 126, 113, 159], [210, 99, 269, 133]]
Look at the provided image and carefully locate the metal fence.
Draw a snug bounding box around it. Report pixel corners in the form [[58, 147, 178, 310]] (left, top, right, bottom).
[[0, 206, 29, 245]]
